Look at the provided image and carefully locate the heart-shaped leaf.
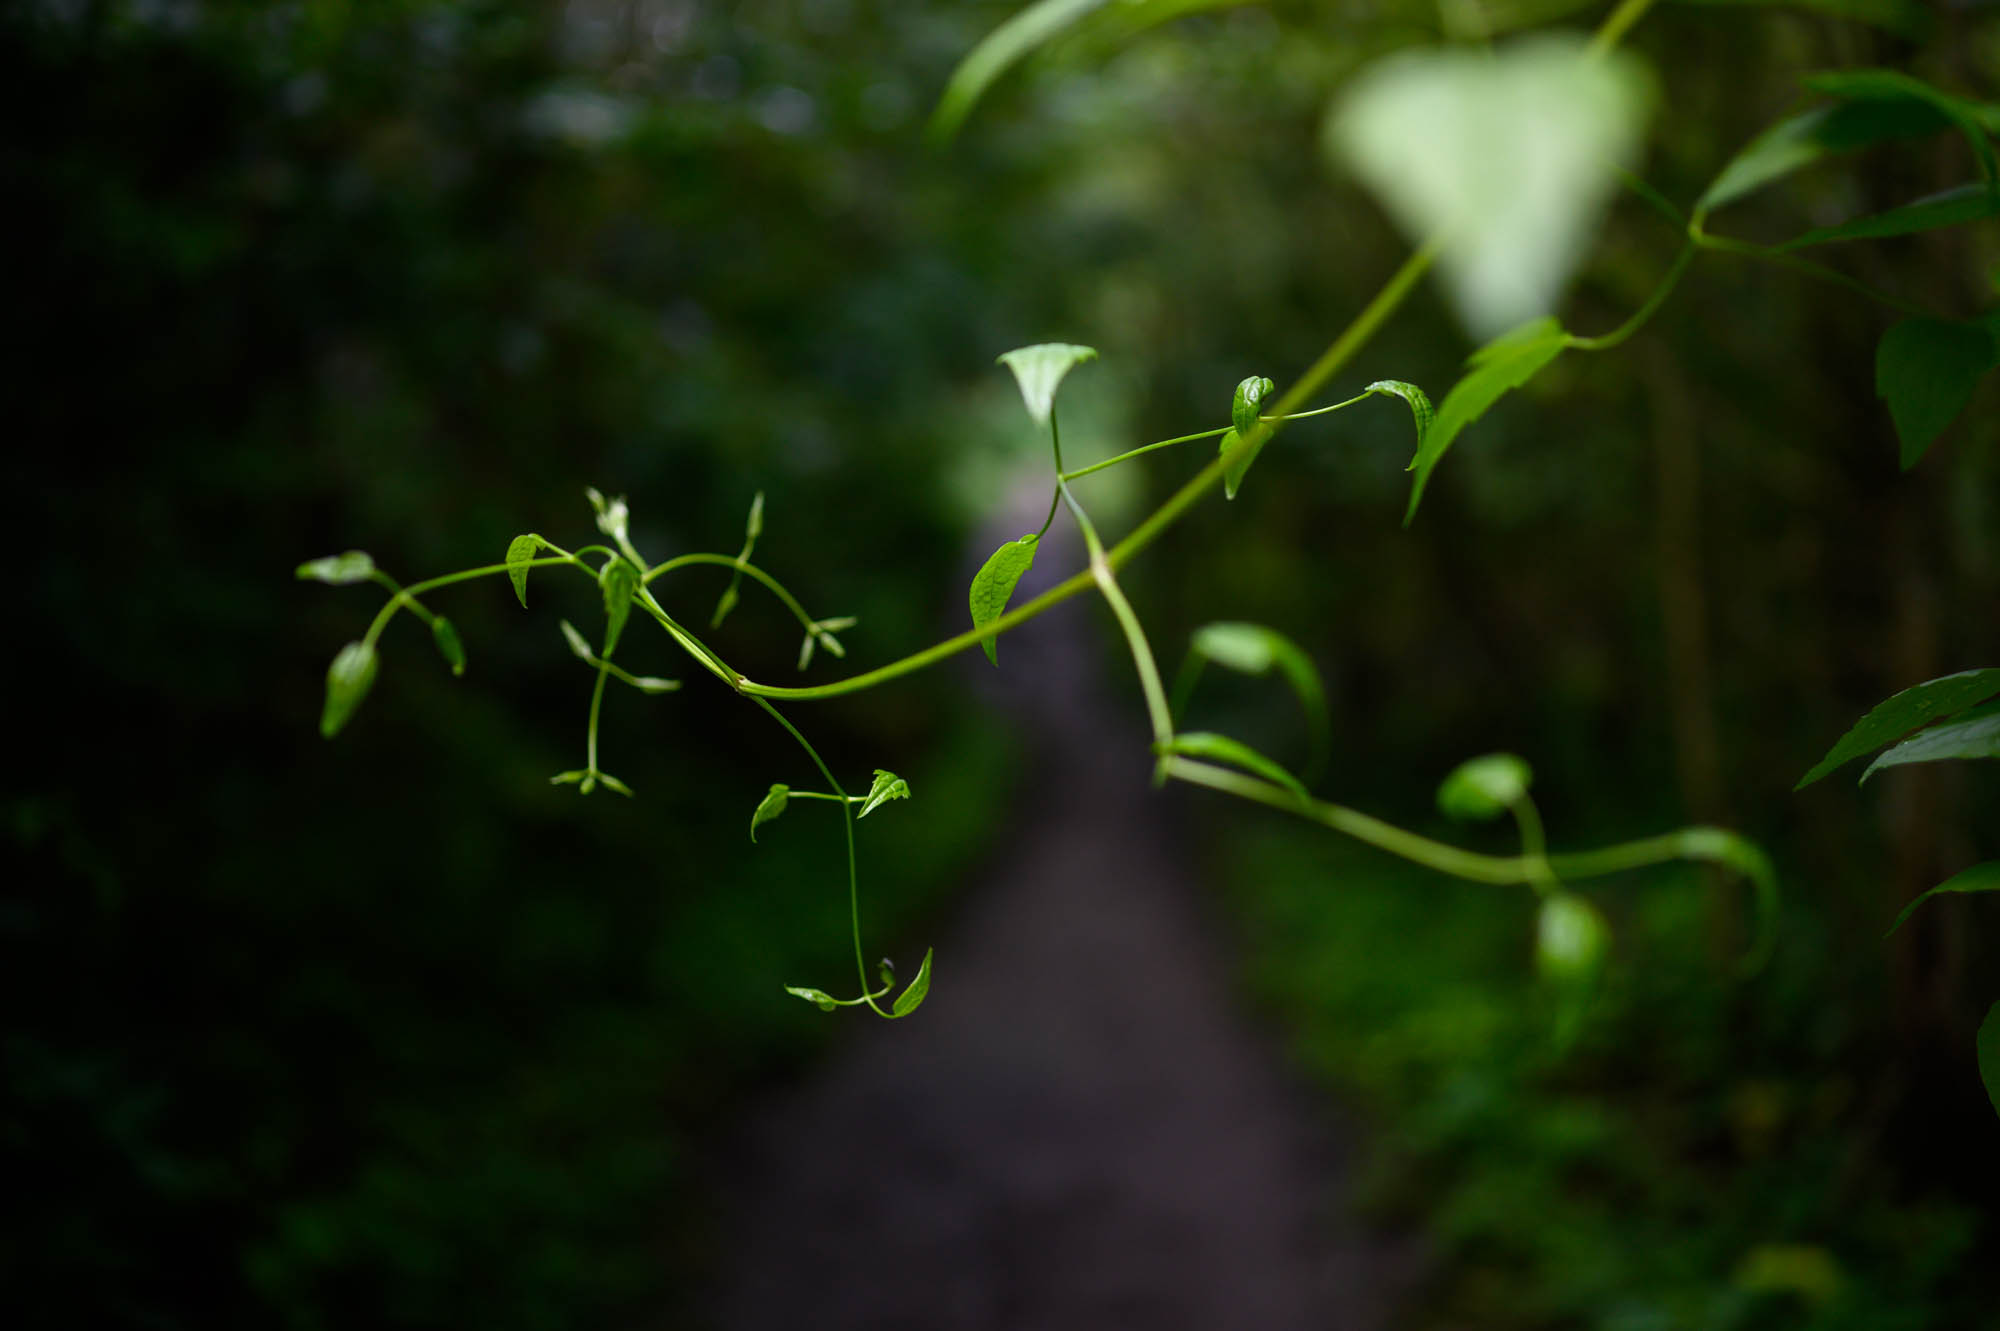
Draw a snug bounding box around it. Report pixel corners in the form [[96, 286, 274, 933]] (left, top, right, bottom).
[[970, 534, 1038, 665], [997, 343, 1098, 426], [505, 534, 543, 608]]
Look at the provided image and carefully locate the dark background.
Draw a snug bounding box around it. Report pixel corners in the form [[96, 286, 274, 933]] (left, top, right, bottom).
[[6, 1, 1998, 1327]]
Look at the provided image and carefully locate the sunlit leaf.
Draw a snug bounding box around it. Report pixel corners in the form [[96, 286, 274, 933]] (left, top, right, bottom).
[[1861, 700, 2000, 782], [785, 984, 838, 1012], [1885, 860, 2000, 937], [431, 616, 466, 677], [858, 769, 911, 819], [1158, 731, 1308, 799], [1221, 375, 1275, 499], [1437, 752, 1533, 820], [1979, 1003, 2000, 1119], [505, 534, 543, 608], [599, 558, 638, 655], [1778, 182, 2000, 251], [928, 0, 1107, 143], [296, 551, 375, 585], [750, 783, 789, 843], [1796, 668, 2000, 787], [1327, 35, 1654, 339], [1536, 893, 1609, 985], [997, 343, 1098, 426], [1405, 319, 1570, 524], [1875, 317, 1999, 469], [891, 947, 934, 1017], [970, 534, 1038, 665], [319, 641, 378, 739]]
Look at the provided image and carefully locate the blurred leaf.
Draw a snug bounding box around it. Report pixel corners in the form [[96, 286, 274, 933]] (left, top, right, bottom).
[[1159, 731, 1308, 798], [712, 492, 765, 629], [431, 617, 466, 677], [997, 342, 1098, 426], [1697, 97, 1956, 216], [1797, 668, 2000, 787], [785, 985, 838, 1012], [1861, 700, 2000, 782], [585, 487, 629, 546], [858, 769, 911, 819], [1980, 1004, 2000, 1119], [711, 584, 740, 627], [599, 559, 638, 656], [891, 947, 934, 1017], [1734, 1243, 1845, 1304], [505, 534, 542, 608], [1406, 318, 1570, 524], [744, 490, 765, 542], [1875, 317, 1999, 468], [1885, 860, 2000, 936], [1188, 622, 1330, 774], [1438, 753, 1533, 820], [1535, 893, 1609, 985], [296, 551, 375, 585], [1222, 375, 1275, 498], [1674, 827, 1781, 974], [929, 0, 1107, 143], [1779, 182, 2000, 251], [1327, 35, 1653, 338], [319, 641, 378, 739], [1678, 0, 1933, 41], [970, 534, 1038, 665], [596, 772, 634, 798], [628, 675, 680, 695], [750, 784, 789, 843], [1803, 68, 1998, 184], [1365, 379, 1434, 451], [560, 619, 594, 661]]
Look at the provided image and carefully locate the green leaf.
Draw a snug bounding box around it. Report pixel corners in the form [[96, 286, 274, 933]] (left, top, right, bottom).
[[1405, 320, 1570, 525], [1861, 700, 2000, 782], [1777, 182, 2000, 251], [559, 619, 594, 661], [549, 769, 589, 787], [585, 486, 629, 545], [750, 784, 789, 843], [1979, 1003, 2000, 1119], [1697, 98, 1957, 217], [1326, 36, 1654, 339], [744, 490, 765, 542], [1365, 380, 1434, 451], [1675, 0, 1932, 42], [891, 947, 934, 1017], [1187, 621, 1330, 775], [1796, 668, 2000, 788], [969, 534, 1039, 665], [1875, 317, 1999, 469], [785, 985, 839, 1012], [1802, 69, 1998, 185], [996, 343, 1098, 426], [596, 772, 634, 798], [928, 0, 1107, 143], [1536, 893, 1609, 985], [1220, 375, 1276, 499], [431, 616, 466, 677], [628, 675, 680, 695], [1885, 860, 2000, 937], [1437, 753, 1533, 821], [711, 492, 765, 629], [505, 534, 543, 608], [1158, 732, 1308, 799], [599, 559, 638, 656], [319, 641, 378, 739], [295, 551, 375, 585], [1675, 827, 1780, 975], [858, 769, 911, 819], [710, 584, 740, 628]]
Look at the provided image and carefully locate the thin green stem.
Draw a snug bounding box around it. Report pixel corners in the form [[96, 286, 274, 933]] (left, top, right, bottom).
[[787, 790, 863, 804], [585, 662, 609, 772], [1588, 0, 1657, 58], [748, 695, 888, 1017], [1060, 427, 1229, 482], [1058, 475, 1173, 754], [1691, 225, 1930, 318], [643, 552, 820, 634], [1510, 795, 1561, 895], [1569, 240, 1695, 351], [360, 555, 584, 648]]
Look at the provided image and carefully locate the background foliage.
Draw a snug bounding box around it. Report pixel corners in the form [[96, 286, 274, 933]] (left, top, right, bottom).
[[6, 0, 1998, 1327]]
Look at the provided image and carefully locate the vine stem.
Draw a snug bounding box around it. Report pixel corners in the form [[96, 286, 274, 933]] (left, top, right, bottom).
[[1588, 0, 1657, 58]]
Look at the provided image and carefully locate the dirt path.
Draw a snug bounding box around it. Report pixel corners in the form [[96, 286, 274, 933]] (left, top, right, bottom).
[[705, 498, 1410, 1330]]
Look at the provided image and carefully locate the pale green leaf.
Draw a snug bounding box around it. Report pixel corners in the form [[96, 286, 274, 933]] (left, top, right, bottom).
[[1861, 700, 2000, 782], [505, 534, 543, 608], [585, 486, 629, 545], [1405, 320, 1570, 524], [970, 534, 1038, 665], [997, 343, 1098, 426], [431, 616, 466, 677], [1875, 317, 1999, 469], [1979, 1003, 2000, 1119], [928, 0, 1107, 143], [1536, 893, 1609, 984], [1365, 380, 1434, 451], [599, 559, 638, 656], [1437, 752, 1533, 820], [744, 490, 765, 542], [319, 641, 378, 739], [858, 769, 911, 819], [1159, 732, 1308, 799], [596, 771, 634, 798], [891, 947, 934, 1017], [296, 551, 376, 585], [750, 784, 789, 843], [1187, 622, 1330, 777], [1885, 860, 2000, 937], [1327, 36, 1654, 338], [559, 619, 594, 661], [785, 985, 839, 1012], [1797, 668, 2000, 787], [1778, 182, 2000, 251]]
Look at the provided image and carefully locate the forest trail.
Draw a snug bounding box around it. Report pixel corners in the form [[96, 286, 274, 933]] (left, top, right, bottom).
[[705, 492, 1411, 1330]]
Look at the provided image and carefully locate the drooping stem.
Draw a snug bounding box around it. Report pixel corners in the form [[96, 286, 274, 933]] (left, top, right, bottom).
[[1058, 471, 1173, 754]]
